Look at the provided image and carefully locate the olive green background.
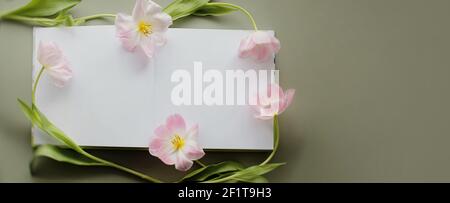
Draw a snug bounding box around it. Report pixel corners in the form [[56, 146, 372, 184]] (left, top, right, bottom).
[[1, 0, 450, 182]]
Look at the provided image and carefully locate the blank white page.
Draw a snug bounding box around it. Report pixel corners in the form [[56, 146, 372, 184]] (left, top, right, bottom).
[[32, 26, 274, 150]]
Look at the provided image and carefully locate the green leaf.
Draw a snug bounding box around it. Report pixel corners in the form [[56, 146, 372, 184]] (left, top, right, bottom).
[[0, 0, 81, 26], [18, 101, 162, 182], [193, 3, 238, 17], [63, 15, 75, 26], [73, 18, 85, 26], [32, 145, 105, 167], [233, 163, 285, 181], [55, 9, 75, 26], [163, 0, 209, 21], [19, 102, 81, 152], [5, 0, 81, 17], [206, 171, 268, 183], [1, 15, 59, 26], [28, 104, 83, 153], [204, 163, 285, 183], [233, 175, 269, 183], [17, 99, 39, 125], [180, 161, 244, 182]]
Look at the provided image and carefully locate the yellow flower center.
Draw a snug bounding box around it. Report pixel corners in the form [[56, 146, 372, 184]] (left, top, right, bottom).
[[171, 134, 185, 151], [138, 21, 152, 36]]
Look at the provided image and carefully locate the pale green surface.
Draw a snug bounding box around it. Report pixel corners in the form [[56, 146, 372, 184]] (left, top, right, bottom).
[[1, 0, 450, 182]]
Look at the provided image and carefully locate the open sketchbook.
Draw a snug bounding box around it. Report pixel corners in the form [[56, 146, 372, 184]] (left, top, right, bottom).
[[32, 26, 275, 150]]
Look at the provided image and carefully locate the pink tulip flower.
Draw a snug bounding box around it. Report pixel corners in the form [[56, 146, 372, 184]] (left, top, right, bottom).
[[149, 114, 205, 171], [253, 83, 295, 119], [239, 31, 281, 62], [37, 41, 73, 87], [115, 0, 172, 58]]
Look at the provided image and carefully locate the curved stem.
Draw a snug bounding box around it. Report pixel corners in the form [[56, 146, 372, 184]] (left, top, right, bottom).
[[203, 172, 237, 183], [260, 114, 279, 166], [195, 160, 206, 168], [3, 15, 53, 23], [2, 15, 57, 26], [2, 14, 116, 26], [209, 2, 258, 31], [82, 152, 163, 183], [74, 13, 116, 22], [32, 66, 45, 107]]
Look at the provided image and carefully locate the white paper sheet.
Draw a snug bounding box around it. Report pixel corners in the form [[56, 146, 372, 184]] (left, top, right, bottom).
[[32, 26, 274, 150]]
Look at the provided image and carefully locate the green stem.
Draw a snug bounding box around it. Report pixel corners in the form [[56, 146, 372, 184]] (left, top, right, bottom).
[[209, 2, 258, 31], [1, 14, 116, 26], [82, 152, 163, 183], [195, 160, 206, 168], [32, 66, 45, 108], [3, 15, 56, 24], [74, 13, 116, 22], [203, 172, 237, 183], [260, 114, 279, 166]]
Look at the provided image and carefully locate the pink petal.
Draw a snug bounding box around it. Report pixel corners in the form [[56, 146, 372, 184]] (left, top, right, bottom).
[[132, 0, 146, 21], [149, 137, 165, 156], [115, 13, 134, 34], [269, 83, 285, 99], [134, 0, 163, 21], [255, 44, 271, 61], [182, 125, 204, 160], [238, 35, 255, 58], [270, 36, 281, 53], [279, 89, 295, 114], [174, 153, 193, 171], [149, 137, 177, 165], [157, 149, 177, 165], [185, 124, 198, 140], [258, 83, 283, 106], [139, 37, 156, 58], [151, 142, 177, 165], [166, 114, 186, 135], [37, 41, 73, 87], [183, 142, 205, 160], [47, 63, 73, 88], [149, 125, 177, 165], [267, 84, 285, 114], [151, 32, 167, 47], [149, 125, 169, 155], [149, 137, 164, 154], [115, 13, 139, 51], [253, 83, 294, 119], [37, 41, 63, 67], [120, 33, 140, 52], [146, 0, 164, 16], [149, 12, 172, 33], [238, 31, 281, 62], [153, 125, 170, 139], [252, 31, 272, 44], [37, 41, 47, 64]]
